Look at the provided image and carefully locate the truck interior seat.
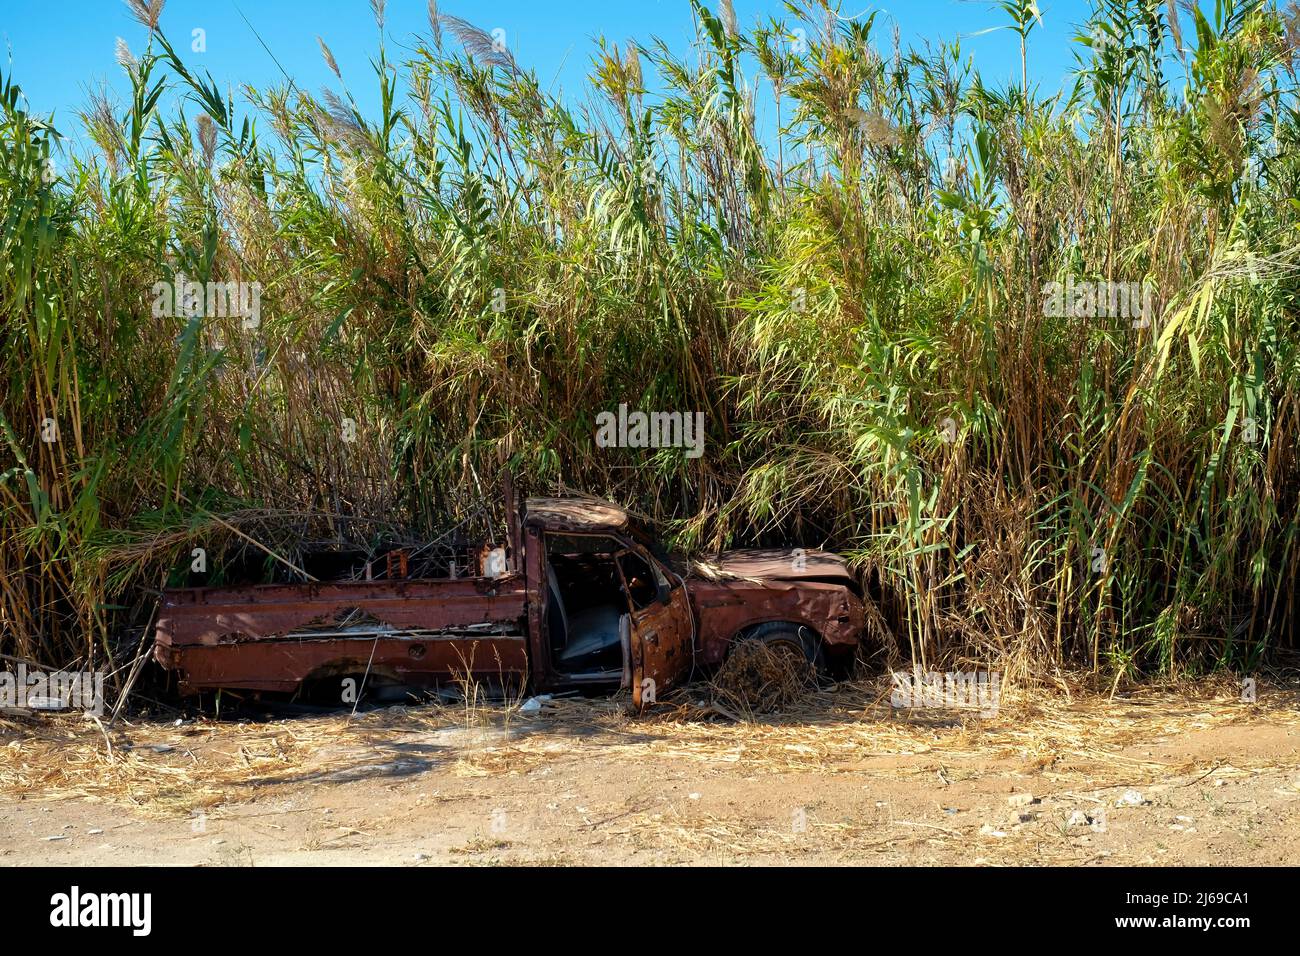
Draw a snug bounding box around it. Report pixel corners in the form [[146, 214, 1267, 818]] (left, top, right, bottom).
[[547, 547, 627, 673], [546, 562, 569, 638], [556, 603, 622, 665]]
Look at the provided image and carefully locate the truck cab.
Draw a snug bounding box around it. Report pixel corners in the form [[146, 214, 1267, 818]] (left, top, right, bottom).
[[522, 498, 695, 707], [523, 498, 864, 706]]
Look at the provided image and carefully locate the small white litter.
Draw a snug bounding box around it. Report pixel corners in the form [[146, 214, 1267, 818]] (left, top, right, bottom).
[[26, 696, 68, 711], [518, 695, 553, 715]]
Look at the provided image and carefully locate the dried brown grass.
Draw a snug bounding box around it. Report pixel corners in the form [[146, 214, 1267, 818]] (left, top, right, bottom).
[[709, 638, 814, 716], [1, 675, 1294, 829]]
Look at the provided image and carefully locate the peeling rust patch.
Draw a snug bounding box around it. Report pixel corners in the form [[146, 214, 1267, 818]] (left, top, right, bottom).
[[522, 497, 629, 533]]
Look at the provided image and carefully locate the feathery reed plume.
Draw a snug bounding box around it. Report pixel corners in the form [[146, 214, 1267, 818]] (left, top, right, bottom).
[[1284, 2, 1300, 53], [1166, 0, 1185, 55], [428, 0, 442, 48], [440, 14, 516, 71], [80, 88, 123, 176], [315, 88, 372, 151], [196, 113, 217, 166], [370, 0, 386, 31], [123, 0, 165, 31], [720, 0, 738, 39], [318, 36, 341, 79], [114, 37, 137, 79], [849, 106, 900, 147], [625, 43, 642, 91]]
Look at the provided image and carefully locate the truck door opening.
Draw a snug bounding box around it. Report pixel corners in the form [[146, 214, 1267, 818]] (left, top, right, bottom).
[[544, 534, 630, 680]]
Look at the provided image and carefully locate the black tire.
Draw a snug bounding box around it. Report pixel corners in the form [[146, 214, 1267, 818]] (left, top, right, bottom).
[[297, 669, 401, 707], [736, 622, 826, 674]]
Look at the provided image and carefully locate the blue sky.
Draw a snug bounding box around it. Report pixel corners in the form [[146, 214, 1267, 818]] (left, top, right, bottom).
[[4, 0, 1110, 142]]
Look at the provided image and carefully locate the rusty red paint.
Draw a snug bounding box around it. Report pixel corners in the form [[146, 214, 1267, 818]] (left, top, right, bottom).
[[687, 577, 862, 665], [154, 576, 530, 695]]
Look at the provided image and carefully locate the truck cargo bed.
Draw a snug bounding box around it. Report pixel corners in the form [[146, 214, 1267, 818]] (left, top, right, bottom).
[[154, 574, 530, 695]]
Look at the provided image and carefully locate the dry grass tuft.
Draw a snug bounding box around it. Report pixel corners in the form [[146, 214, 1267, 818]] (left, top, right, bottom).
[[710, 639, 813, 716]]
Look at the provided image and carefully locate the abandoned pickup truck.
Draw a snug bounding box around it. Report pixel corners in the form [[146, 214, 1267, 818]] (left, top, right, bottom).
[[154, 498, 865, 707]]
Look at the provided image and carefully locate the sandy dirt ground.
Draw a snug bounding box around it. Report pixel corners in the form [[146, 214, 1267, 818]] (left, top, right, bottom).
[[1, 677, 1298, 866]]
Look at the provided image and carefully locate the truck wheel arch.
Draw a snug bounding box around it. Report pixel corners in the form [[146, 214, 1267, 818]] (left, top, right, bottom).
[[297, 661, 401, 704], [730, 621, 826, 671]]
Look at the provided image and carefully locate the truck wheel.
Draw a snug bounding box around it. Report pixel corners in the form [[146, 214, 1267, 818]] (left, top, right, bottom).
[[298, 670, 399, 707], [737, 622, 825, 674]]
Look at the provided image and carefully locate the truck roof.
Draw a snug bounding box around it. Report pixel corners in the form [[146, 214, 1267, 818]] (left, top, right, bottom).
[[524, 497, 630, 533]]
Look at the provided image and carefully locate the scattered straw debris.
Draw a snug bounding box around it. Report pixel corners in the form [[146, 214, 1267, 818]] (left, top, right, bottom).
[[0, 675, 1294, 834], [710, 638, 813, 716]]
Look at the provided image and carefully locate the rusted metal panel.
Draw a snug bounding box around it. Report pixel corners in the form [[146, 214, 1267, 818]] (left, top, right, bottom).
[[160, 636, 528, 696], [154, 574, 531, 695], [523, 525, 552, 691], [628, 581, 694, 708], [158, 576, 526, 643], [687, 577, 864, 665], [385, 549, 409, 579]]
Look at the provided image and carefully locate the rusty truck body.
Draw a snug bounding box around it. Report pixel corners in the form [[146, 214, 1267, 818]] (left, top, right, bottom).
[[154, 498, 865, 707]]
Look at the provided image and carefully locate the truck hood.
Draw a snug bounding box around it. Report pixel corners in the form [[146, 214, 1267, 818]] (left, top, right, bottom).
[[690, 548, 855, 585]]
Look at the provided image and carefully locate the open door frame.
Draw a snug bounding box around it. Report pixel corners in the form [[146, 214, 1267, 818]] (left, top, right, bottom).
[[615, 546, 693, 710], [528, 527, 693, 704]]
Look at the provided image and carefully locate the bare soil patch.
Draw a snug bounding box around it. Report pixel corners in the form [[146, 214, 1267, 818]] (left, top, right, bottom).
[[1, 676, 1297, 866]]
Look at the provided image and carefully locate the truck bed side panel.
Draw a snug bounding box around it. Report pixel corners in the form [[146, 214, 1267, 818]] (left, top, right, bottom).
[[154, 575, 530, 694]]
